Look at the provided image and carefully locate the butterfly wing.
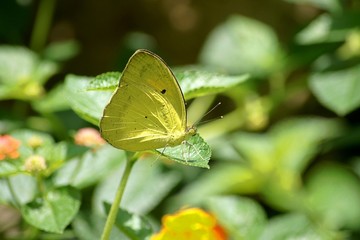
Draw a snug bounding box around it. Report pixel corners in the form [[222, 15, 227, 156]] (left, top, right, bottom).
[[100, 50, 187, 151]]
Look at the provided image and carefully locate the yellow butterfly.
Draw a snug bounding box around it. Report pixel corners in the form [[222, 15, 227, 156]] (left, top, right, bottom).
[[100, 49, 196, 152]]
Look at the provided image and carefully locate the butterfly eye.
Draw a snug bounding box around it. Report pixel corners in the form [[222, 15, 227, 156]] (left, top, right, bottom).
[[161, 89, 166, 94]]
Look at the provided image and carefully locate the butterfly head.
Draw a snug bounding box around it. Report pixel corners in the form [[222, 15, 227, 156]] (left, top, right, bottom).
[[185, 126, 197, 139]]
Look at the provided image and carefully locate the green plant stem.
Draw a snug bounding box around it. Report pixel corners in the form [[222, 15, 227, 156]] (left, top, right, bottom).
[[269, 71, 287, 113], [100, 153, 137, 240], [30, 0, 57, 52], [36, 174, 45, 195]]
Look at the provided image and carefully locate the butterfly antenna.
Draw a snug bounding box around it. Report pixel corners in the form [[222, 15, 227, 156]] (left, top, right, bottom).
[[194, 102, 223, 126]]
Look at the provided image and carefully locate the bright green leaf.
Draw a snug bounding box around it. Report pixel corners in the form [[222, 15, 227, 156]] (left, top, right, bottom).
[[87, 72, 121, 91], [309, 65, 360, 116], [158, 134, 211, 169], [231, 118, 342, 210], [207, 196, 266, 240], [167, 164, 258, 211], [306, 163, 360, 230], [43, 40, 80, 62], [259, 213, 341, 240], [296, 14, 334, 45], [65, 74, 112, 125], [200, 15, 284, 77], [234, 117, 341, 173], [93, 160, 181, 215], [0, 45, 58, 100], [21, 186, 81, 234], [72, 211, 125, 240], [0, 174, 37, 205], [32, 83, 70, 113], [53, 145, 125, 189]]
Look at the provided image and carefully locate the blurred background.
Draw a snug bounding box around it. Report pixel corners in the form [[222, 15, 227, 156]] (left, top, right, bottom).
[[1, 0, 310, 74], [2, 0, 360, 239]]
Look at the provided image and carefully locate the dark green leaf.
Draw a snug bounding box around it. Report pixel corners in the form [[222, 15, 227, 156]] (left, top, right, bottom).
[[284, 0, 342, 13]]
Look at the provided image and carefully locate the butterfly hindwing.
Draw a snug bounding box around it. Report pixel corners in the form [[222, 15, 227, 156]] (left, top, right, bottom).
[[100, 50, 187, 151]]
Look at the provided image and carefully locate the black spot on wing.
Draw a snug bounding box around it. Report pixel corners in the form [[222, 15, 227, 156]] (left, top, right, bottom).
[[161, 89, 166, 94]]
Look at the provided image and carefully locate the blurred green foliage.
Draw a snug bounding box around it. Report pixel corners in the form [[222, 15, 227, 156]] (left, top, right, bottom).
[[1, 0, 360, 239]]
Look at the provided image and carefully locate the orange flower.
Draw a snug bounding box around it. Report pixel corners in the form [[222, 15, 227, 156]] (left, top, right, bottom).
[[74, 128, 105, 148], [0, 135, 20, 160], [151, 208, 227, 240]]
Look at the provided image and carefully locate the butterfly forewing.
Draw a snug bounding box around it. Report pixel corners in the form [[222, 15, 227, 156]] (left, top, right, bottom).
[[100, 50, 187, 151]]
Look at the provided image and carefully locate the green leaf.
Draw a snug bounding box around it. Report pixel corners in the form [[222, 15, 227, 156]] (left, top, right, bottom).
[[21, 186, 81, 234], [295, 13, 360, 46], [309, 65, 360, 116], [87, 72, 121, 91], [207, 196, 266, 240], [200, 15, 284, 77], [305, 163, 360, 230], [36, 142, 67, 169], [259, 213, 341, 240], [72, 211, 125, 240], [32, 83, 70, 113], [232, 117, 342, 210], [157, 134, 211, 169], [0, 174, 37, 205], [85, 69, 248, 101], [11, 129, 55, 146], [295, 14, 334, 45], [93, 160, 181, 215], [173, 68, 249, 100], [104, 203, 153, 240], [65, 74, 113, 125], [53, 145, 125, 189], [43, 40, 80, 62], [0, 45, 58, 100], [166, 164, 257, 211], [234, 117, 341, 174]]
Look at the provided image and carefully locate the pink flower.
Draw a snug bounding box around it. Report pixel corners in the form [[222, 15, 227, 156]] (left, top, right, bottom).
[[74, 128, 105, 148], [0, 135, 20, 161]]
